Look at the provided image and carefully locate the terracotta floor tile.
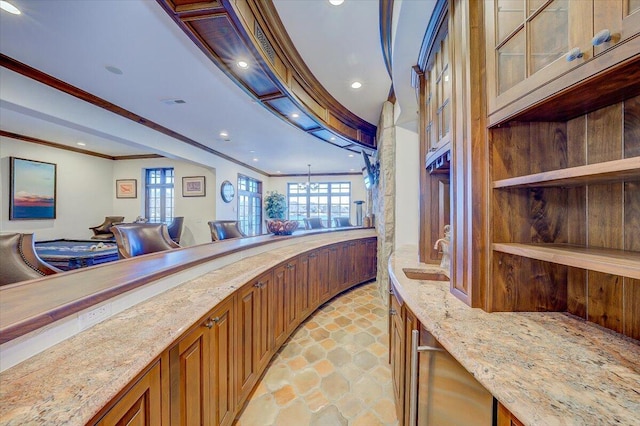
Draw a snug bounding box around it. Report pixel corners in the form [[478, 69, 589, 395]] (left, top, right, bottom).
[[313, 359, 335, 376], [273, 384, 296, 406]]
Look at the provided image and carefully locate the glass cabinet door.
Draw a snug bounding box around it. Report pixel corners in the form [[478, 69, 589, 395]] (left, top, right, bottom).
[[488, 0, 592, 109]]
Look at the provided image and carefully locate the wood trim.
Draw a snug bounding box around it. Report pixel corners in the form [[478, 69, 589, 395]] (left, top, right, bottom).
[[1, 130, 166, 161], [416, 0, 449, 72], [0, 229, 374, 344], [0, 54, 270, 176], [379, 0, 394, 78], [0, 130, 115, 160]]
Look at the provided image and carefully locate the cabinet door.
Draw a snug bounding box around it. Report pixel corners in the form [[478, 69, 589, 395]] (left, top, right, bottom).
[[284, 259, 298, 334], [169, 319, 211, 426], [327, 245, 340, 296], [366, 238, 377, 280], [594, 0, 640, 56], [209, 298, 235, 426], [486, 0, 591, 113], [307, 251, 321, 314], [497, 402, 525, 426], [317, 248, 331, 303], [255, 270, 273, 371], [236, 283, 259, 406], [95, 361, 162, 426], [296, 254, 311, 320], [403, 309, 418, 425], [339, 242, 356, 291], [271, 265, 287, 347], [389, 292, 404, 425]]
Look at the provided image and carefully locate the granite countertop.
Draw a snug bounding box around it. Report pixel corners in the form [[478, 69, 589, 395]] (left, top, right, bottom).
[[0, 230, 375, 425], [389, 245, 640, 426]]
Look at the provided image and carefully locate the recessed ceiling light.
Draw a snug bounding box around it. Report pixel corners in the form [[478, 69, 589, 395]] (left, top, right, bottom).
[[0, 1, 21, 15], [77, 142, 86, 146], [105, 65, 123, 75], [348, 154, 354, 157], [351, 81, 362, 89], [249, 150, 256, 153], [350, 168, 355, 171], [330, 137, 336, 141], [219, 131, 228, 138], [253, 158, 259, 162], [329, 0, 344, 5], [291, 113, 299, 118], [237, 60, 249, 69]]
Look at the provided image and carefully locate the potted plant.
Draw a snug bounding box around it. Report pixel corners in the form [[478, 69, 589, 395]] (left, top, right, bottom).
[[264, 191, 298, 235]]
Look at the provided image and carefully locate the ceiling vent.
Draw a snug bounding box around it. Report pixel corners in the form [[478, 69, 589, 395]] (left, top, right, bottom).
[[254, 23, 275, 64]]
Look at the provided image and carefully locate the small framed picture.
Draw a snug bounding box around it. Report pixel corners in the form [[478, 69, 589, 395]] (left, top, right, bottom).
[[183, 176, 206, 197], [116, 179, 137, 199]]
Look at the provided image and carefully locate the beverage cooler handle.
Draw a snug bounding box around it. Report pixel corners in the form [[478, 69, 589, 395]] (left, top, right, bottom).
[[409, 329, 444, 425]]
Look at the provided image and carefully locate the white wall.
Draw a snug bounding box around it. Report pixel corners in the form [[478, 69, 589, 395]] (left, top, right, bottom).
[[268, 174, 369, 227], [0, 136, 113, 241], [394, 126, 420, 249], [113, 158, 218, 246]]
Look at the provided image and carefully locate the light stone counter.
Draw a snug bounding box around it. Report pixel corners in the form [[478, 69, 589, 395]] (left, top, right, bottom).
[[0, 229, 375, 425], [389, 245, 640, 426]]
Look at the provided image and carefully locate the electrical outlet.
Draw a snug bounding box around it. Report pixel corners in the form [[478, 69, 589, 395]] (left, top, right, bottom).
[[78, 303, 112, 330]]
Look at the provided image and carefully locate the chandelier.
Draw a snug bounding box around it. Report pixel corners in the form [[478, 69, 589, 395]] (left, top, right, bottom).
[[299, 164, 319, 191]]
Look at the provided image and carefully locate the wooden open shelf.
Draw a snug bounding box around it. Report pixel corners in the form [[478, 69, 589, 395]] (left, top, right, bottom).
[[492, 243, 640, 279], [493, 157, 640, 188]]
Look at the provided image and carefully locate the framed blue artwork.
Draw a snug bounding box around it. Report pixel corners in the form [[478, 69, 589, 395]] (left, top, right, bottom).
[[10, 157, 57, 220]]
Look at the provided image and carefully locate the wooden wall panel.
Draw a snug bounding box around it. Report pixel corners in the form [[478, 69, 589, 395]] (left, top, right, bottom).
[[567, 268, 587, 319], [625, 182, 640, 251], [529, 122, 568, 174], [623, 278, 640, 340], [623, 95, 640, 157], [566, 115, 587, 167], [566, 187, 587, 245], [587, 183, 624, 249], [528, 187, 568, 243], [587, 103, 623, 164], [492, 253, 567, 312], [493, 189, 529, 243], [491, 124, 531, 180], [587, 271, 623, 333]]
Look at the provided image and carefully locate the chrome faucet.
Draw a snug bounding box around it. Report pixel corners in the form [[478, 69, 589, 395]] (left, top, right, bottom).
[[434, 225, 451, 271]]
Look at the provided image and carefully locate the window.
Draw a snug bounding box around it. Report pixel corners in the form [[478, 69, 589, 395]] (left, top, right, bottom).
[[237, 174, 262, 236], [287, 182, 351, 227], [145, 168, 174, 223]]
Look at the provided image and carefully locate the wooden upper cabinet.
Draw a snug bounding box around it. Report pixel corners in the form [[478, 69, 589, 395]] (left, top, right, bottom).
[[486, 0, 588, 113], [424, 30, 452, 166], [94, 361, 162, 426], [485, 0, 640, 118]]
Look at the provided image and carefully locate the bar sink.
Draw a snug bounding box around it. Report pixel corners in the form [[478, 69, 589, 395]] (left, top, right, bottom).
[[402, 268, 449, 282]]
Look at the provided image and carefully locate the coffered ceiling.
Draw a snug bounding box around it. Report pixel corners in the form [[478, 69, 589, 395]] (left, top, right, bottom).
[[0, 0, 432, 175]]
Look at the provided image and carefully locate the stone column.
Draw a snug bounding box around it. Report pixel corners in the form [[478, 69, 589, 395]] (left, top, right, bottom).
[[373, 101, 396, 303]]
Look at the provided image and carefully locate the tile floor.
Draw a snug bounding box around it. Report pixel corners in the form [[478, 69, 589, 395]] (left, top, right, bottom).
[[236, 281, 398, 426]]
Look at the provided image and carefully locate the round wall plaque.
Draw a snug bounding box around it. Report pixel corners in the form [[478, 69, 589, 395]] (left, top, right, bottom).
[[220, 180, 235, 203]]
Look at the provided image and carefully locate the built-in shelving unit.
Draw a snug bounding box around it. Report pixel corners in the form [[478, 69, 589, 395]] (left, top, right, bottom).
[[492, 243, 640, 279]]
